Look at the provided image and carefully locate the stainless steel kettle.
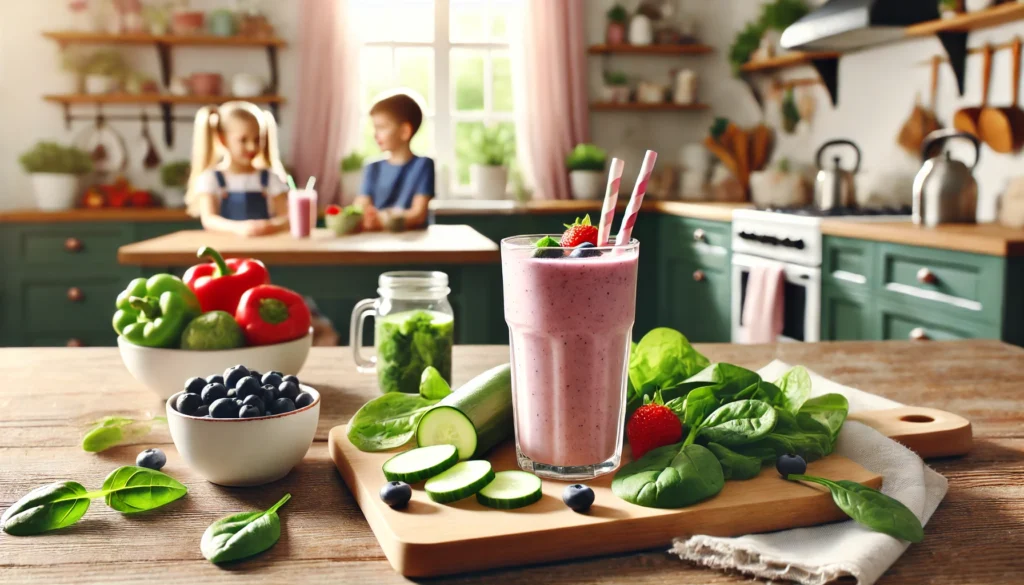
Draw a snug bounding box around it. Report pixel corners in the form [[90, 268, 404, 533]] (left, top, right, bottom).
[[912, 130, 980, 227], [814, 139, 861, 210]]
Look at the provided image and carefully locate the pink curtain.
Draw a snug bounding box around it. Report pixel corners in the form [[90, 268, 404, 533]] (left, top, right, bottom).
[[292, 0, 361, 206], [514, 0, 590, 200]]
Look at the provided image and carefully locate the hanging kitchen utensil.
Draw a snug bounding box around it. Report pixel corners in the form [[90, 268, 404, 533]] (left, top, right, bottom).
[[979, 37, 1024, 153], [140, 111, 162, 169], [898, 56, 943, 156], [913, 129, 980, 227], [74, 107, 128, 175], [91, 112, 108, 164], [814, 139, 861, 210], [953, 44, 993, 138]]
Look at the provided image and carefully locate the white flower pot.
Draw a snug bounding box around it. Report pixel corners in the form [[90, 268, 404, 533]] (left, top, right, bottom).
[[340, 170, 363, 206], [569, 170, 605, 200], [470, 164, 509, 200], [628, 14, 653, 46], [85, 74, 117, 95], [31, 173, 81, 211], [162, 186, 186, 208]]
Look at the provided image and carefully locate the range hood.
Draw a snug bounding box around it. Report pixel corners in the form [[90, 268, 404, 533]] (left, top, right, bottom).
[[780, 0, 939, 52]]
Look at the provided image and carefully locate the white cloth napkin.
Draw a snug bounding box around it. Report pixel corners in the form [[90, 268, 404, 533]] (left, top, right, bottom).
[[670, 360, 949, 585]]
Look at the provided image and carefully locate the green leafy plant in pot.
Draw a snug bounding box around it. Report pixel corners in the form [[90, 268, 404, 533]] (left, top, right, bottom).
[[566, 144, 608, 200], [602, 71, 631, 103], [160, 160, 190, 209], [464, 125, 515, 200], [19, 142, 92, 211], [728, 0, 809, 75], [338, 151, 366, 205], [606, 4, 628, 45], [82, 50, 127, 94]]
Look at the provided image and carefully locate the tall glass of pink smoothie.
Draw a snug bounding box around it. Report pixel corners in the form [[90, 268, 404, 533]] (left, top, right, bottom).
[[501, 235, 639, 480], [288, 189, 317, 238]]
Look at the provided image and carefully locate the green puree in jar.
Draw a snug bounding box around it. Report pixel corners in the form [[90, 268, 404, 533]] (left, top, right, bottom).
[[376, 310, 453, 394]]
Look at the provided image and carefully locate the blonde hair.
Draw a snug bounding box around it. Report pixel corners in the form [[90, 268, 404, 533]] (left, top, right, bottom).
[[185, 101, 287, 216]]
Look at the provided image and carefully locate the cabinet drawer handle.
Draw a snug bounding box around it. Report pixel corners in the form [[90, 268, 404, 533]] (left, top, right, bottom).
[[909, 327, 930, 341], [693, 270, 706, 282], [66, 338, 84, 347], [67, 287, 84, 303], [64, 237, 84, 253], [916, 267, 937, 285], [693, 228, 706, 243]]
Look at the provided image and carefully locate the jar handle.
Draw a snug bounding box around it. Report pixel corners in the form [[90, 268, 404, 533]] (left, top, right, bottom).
[[350, 298, 377, 374]]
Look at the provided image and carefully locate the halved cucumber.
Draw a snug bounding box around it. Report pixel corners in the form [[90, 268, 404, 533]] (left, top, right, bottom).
[[382, 444, 459, 483], [424, 460, 494, 503], [417, 364, 513, 459], [476, 471, 543, 510], [416, 406, 478, 460]]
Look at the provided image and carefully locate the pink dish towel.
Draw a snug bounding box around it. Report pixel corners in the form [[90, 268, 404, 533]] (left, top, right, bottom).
[[740, 265, 785, 344]]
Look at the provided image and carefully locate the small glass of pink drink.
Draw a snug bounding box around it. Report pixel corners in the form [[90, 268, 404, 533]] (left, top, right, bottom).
[[288, 189, 317, 238], [500, 236, 639, 480]]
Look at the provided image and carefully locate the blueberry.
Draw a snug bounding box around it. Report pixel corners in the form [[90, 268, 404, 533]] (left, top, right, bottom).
[[569, 242, 602, 258], [262, 385, 279, 405], [235, 376, 261, 399], [242, 394, 265, 414], [776, 453, 807, 478], [184, 377, 206, 394], [206, 374, 224, 386], [248, 370, 261, 380], [239, 405, 262, 418], [210, 397, 240, 419], [379, 481, 412, 509], [282, 374, 300, 386], [175, 392, 202, 415], [201, 383, 228, 405], [261, 372, 284, 387], [224, 365, 250, 389], [195, 404, 209, 417], [136, 448, 167, 470], [294, 392, 314, 409], [278, 381, 300, 401], [562, 484, 595, 512], [532, 247, 564, 259], [270, 397, 296, 414]]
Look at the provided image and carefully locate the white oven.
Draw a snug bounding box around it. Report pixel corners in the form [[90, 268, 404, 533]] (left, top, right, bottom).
[[731, 253, 820, 343]]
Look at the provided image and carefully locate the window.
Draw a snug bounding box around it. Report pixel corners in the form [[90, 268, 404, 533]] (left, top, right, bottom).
[[353, 0, 517, 197]]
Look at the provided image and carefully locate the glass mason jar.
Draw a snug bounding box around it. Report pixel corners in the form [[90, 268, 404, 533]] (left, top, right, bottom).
[[350, 271, 454, 394]]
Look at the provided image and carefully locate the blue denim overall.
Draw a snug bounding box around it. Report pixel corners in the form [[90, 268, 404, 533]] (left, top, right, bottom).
[[216, 169, 270, 220]]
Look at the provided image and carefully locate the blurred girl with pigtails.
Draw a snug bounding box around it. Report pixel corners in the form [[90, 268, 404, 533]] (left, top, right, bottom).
[[185, 101, 290, 237]]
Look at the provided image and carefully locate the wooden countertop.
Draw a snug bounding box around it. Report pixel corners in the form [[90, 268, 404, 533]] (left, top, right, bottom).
[[117, 225, 500, 266], [0, 208, 193, 223], [1, 340, 1020, 584], [821, 220, 1024, 257], [430, 200, 749, 222]]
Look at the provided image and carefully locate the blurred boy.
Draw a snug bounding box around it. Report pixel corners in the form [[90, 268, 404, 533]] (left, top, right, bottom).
[[355, 93, 435, 230]]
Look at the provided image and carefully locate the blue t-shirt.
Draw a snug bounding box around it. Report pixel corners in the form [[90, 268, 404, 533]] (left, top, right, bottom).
[[360, 156, 435, 210]]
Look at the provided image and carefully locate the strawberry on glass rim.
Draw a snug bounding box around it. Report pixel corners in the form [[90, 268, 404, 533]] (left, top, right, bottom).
[[325, 204, 342, 216], [560, 214, 599, 248]]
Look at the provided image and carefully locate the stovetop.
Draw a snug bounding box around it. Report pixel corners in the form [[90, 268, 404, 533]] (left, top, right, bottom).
[[757, 205, 912, 218]]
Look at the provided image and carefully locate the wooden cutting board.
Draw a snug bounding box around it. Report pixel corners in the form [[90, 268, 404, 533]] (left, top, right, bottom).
[[328, 406, 971, 578]]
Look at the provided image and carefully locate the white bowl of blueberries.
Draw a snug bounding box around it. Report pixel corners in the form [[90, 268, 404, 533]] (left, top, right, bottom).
[[166, 364, 320, 487]]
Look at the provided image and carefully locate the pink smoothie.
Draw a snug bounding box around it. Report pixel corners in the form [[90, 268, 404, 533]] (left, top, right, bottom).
[[501, 245, 638, 468], [288, 190, 316, 238]]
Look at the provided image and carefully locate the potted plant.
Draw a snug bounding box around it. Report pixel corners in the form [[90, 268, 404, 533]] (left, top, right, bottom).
[[19, 142, 93, 211], [566, 144, 607, 200], [602, 71, 630, 103], [83, 51, 127, 94], [606, 4, 628, 45], [466, 125, 515, 200], [338, 151, 366, 205], [160, 160, 190, 208], [729, 0, 809, 72]]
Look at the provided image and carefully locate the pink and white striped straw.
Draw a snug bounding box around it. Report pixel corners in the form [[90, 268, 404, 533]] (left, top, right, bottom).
[[616, 150, 658, 246], [597, 158, 625, 246]]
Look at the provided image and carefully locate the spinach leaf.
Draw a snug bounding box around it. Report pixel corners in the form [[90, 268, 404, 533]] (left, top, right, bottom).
[[775, 366, 812, 414], [201, 493, 291, 564], [628, 328, 710, 398], [799, 393, 849, 442], [708, 363, 762, 398], [82, 415, 166, 453], [612, 443, 724, 508], [707, 442, 763, 480], [101, 466, 188, 513], [789, 475, 924, 542], [699, 400, 778, 446], [1, 482, 92, 536], [736, 380, 782, 404], [347, 392, 438, 451], [419, 366, 452, 400]]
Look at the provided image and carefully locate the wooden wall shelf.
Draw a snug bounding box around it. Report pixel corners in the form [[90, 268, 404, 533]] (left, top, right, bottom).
[[591, 102, 709, 112], [739, 51, 840, 73], [906, 3, 1024, 37], [588, 43, 713, 55], [43, 31, 286, 47], [44, 94, 285, 105]]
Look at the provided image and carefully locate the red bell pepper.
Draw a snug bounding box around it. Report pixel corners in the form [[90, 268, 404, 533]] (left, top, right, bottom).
[[183, 246, 271, 314], [235, 285, 311, 346]]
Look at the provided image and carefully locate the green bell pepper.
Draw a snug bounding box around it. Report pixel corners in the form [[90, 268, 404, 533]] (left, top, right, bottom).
[[112, 275, 201, 348]]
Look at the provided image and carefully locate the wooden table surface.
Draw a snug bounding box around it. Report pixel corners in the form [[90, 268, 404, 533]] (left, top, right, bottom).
[[1, 341, 1022, 584], [117, 224, 500, 266]]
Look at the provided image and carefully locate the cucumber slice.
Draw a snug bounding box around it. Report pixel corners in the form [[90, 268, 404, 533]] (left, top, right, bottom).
[[417, 406, 478, 460], [476, 471, 543, 510], [381, 444, 459, 483], [424, 460, 494, 503]]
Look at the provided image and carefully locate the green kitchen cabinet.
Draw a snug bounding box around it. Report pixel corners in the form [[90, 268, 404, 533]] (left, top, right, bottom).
[[821, 287, 875, 341]]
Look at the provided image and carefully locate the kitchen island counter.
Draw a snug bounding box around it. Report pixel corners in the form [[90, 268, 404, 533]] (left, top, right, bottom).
[[0, 340, 1019, 584]]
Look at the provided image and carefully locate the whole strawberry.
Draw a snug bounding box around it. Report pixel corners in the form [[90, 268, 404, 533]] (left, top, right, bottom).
[[627, 403, 683, 460], [560, 214, 599, 248]]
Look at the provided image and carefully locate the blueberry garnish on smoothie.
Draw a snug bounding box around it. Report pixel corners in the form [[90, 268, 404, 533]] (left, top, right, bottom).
[[569, 242, 601, 258], [532, 235, 563, 259]]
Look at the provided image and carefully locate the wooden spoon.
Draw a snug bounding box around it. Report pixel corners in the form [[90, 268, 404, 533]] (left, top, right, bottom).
[[953, 44, 993, 138], [979, 38, 1024, 153]]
